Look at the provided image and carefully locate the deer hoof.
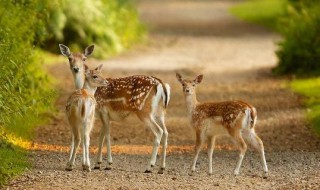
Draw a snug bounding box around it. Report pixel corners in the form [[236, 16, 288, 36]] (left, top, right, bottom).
[[83, 165, 91, 172], [158, 168, 165, 174], [144, 170, 152, 173], [104, 166, 112, 170]]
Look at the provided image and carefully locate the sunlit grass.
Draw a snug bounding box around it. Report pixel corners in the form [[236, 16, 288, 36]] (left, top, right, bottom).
[[0, 111, 53, 187], [290, 78, 320, 136], [0, 144, 30, 187], [230, 0, 288, 31]]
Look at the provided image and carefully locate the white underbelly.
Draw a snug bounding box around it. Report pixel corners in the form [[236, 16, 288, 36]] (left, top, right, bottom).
[[202, 118, 229, 137]]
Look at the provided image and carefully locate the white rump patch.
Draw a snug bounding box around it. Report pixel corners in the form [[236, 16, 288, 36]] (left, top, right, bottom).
[[164, 83, 171, 107], [151, 84, 163, 112], [242, 108, 251, 129]]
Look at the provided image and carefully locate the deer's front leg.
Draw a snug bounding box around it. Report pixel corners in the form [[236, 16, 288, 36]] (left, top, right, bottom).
[[207, 136, 216, 175], [94, 118, 106, 170], [66, 124, 80, 171], [190, 130, 203, 174]]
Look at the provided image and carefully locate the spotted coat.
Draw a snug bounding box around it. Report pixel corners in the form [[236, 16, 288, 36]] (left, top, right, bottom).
[[95, 75, 166, 111], [192, 100, 256, 131]]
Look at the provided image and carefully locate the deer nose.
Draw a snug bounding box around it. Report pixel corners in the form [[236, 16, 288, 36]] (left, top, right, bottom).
[[185, 88, 190, 93], [73, 67, 79, 73]]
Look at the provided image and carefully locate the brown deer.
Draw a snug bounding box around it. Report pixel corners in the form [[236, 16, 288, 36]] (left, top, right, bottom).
[[65, 64, 108, 172], [176, 73, 268, 175], [59, 44, 170, 174]]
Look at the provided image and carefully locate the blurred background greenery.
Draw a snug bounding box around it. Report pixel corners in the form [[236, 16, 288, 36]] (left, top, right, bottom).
[[231, 0, 320, 135], [0, 0, 144, 186], [231, 0, 320, 75]]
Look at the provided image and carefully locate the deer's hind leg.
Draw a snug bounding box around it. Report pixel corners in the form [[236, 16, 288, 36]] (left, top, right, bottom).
[[207, 136, 216, 175], [66, 122, 81, 171], [242, 129, 268, 173], [138, 112, 163, 173], [154, 110, 168, 174]]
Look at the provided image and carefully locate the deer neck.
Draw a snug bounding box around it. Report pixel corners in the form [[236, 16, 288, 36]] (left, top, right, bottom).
[[73, 72, 85, 89], [185, 93, 198, 117], [82, 82, 97, 96]]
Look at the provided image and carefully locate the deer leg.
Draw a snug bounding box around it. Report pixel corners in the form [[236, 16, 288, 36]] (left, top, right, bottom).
[[94, 125, 105, 169], [243, 129, 268, 173], [94, 111, 112, 169], [191, 130, 203, 174], [83, 129, 91, 172], [144, 115, 163, 173], [82, 119, 92, 172], [207, 136, 216, 175], [66, 124, 80, 171], [104, 117, 113, 170], [68, 134, 75, 163], [233, 133, 247, 175], [155, 112, 168, 174]]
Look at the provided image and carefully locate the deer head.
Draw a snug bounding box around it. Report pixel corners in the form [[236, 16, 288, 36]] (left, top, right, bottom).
[[59, 44, 95, 89], [176, 73, 203, 96], [84, 64, 108, 89]]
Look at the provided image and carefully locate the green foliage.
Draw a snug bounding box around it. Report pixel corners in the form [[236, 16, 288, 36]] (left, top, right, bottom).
[[0, 0, 56, 187], [45, 0, 145, 58], [230, 0, 288, 32], [0, 142, 29, 187], [274, 2, 320, 75], [290, 78, 320, 135]]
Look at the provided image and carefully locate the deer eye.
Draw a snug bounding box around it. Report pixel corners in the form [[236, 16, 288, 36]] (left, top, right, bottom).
[[182, 84, 186, 87], [68, 57, 72, 62], [92, 75, 98, 79], [82, 58, 86, 61]]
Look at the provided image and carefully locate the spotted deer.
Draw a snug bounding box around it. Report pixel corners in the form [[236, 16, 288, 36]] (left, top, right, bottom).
[[65, 64, 108, 172], [59, 44, 171, 174], [176, 73, 268, 175]]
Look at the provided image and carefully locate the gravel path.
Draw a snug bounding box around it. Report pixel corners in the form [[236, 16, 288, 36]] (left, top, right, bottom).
[[4, 0, 320, 189]]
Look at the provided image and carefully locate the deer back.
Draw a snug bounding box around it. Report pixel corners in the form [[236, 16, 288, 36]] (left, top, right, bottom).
[[192, 100, 254, 130], [95, 75, 164, 111]]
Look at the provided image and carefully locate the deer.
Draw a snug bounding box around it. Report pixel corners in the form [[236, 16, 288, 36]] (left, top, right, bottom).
[[59, 44, 171, 174], [176, 73, 268, 175], [65, 64, 108, 172]]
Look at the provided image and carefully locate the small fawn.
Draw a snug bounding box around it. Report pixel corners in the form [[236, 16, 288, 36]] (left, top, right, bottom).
[[176, 73, 268, 175], [65, 64, 108, 172]]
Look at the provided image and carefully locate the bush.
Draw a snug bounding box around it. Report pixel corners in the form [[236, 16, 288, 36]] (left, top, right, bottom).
[[0, 0, 56, 186], [44, 0, 145, 58], [230, 0, 288, 32], [274, 1, 320, 75]]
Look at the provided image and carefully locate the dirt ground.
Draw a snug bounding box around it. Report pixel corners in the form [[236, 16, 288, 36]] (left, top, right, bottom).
[[4, 0, 320, 189]]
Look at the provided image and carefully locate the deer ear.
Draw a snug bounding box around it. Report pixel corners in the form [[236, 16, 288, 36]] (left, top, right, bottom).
[[84, 64, 89, 71], [176, 73, 183, 83], [59, 44, 71, 57], [95, 64, 103, 73], [84, 45, 94, 57], [194, 74, 203, 84], [84, 67, 90, 75]]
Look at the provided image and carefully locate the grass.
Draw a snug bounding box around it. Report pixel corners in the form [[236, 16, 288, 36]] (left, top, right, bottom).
[[290, 78, 320, 136], [0, 101, 56, 188], [0, 143, 30, 186], [229, 0, 288, 31]]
